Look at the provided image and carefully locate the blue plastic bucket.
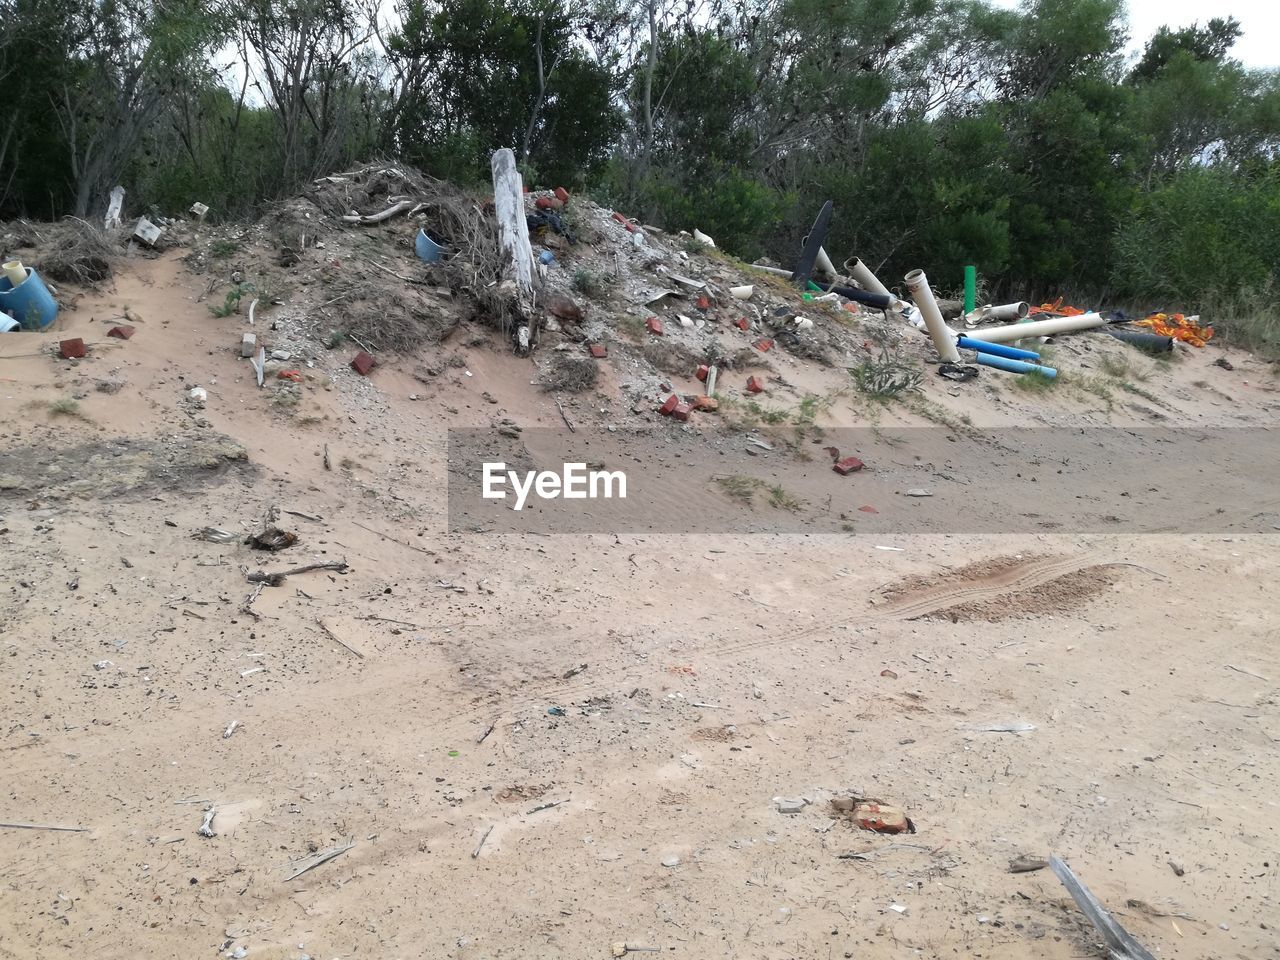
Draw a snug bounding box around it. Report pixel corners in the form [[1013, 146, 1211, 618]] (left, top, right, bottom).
[[0, 267, 59, 330], [415, 229, 447, 263]]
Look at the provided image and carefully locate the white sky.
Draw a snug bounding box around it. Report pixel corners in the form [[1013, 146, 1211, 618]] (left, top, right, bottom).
[[993, 0, 1280, 69]]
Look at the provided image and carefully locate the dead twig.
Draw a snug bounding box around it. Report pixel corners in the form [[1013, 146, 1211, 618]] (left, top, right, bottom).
[[316, 619, 364, 659], [472, 825, 494, 858], [283, 838, 356, 881], [246, 560, 348, 587], [0, 821, 89, 832]]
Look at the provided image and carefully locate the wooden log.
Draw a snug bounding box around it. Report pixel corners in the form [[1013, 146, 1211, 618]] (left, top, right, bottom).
[[490, 148, 538, 352], [340, 200, 415, 225]]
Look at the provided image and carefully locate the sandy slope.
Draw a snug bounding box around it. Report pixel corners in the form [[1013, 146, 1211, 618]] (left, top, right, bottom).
[[1, 252, 1278, 960]]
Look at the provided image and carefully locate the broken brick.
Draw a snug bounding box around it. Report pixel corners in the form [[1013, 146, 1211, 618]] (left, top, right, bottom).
[[754, 338, 774, 352], [695, 295, 711, 311], [535, 196, 563, 211], [277, 370, 303, 382], [106, 325, 135, 340], [589, 343, 608, 359], [693, 395, 718, 412], [58, 338, 86, 359], [670, 402, 693, 422], [646, 317, 664, 336], [658, 394, 680, 416], [696, 364, 710, 382], [833, 457, 866, 476], [350, 351, 376, 376], [746, 376, 764, 394], [611, 211, 627, 224], [554, 186, 570, 204], [735, 318, 749, 331], [858, 504, 879, 513]]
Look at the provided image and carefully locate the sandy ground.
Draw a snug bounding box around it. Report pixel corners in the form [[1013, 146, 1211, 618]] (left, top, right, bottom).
[[2, 252, 1278, 960]]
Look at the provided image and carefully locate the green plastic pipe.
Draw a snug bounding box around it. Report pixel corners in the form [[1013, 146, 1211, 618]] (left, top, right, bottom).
[[964, 265, 976, 315]]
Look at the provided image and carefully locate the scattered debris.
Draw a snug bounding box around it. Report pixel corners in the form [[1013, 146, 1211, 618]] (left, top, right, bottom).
[[222, 720, 240, 740], [195, 527, 237, 543], [775, 796, 808, 814]]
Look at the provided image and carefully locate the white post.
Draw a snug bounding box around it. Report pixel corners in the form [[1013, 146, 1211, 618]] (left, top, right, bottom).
[[490, 148, 537, 351], [105, 187, 125, 230]]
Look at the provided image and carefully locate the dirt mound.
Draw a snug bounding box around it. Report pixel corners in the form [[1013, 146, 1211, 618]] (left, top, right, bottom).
[[926, 565, 1122, 621], [0, 434, 250, 500]]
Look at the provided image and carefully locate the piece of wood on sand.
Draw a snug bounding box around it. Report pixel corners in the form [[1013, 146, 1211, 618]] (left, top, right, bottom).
[[283, 838, 357, 882], [490, 148, 538, 354], [1048, 854, 1156, 960]]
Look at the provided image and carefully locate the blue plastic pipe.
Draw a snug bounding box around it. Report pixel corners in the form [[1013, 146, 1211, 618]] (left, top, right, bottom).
[[975, 353, 1057, 378], [957, 336, 1040, 361]]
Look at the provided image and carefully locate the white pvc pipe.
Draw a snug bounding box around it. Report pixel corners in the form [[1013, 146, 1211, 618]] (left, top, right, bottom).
[[983, 301, 1030, 322], [3, 260, 28, 287], [969, 312, 1105, 344], [814, 247, 837, 280], [903, 269, 961, 363], [846, 257, 891, 298]]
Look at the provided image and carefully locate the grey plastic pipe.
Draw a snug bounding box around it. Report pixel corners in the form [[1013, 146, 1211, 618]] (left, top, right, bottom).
[[903, 269, 961, 363], [968, 312, 1106, 344]]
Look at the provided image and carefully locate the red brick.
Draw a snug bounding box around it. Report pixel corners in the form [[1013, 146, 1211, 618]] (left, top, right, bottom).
[[696, 364, 709, 382], [58, 338, 86, 359], [350, 350, 376, 376], [693, 395, 718, 412], [646, 317, 663, 336], [670, 402, 693, 422], [535, 196, 563, 211], [833, 457, 865, 476], [658, 394, 680, 416], [754, 338, 774, 352], [858, 504, 878, 513], [589, 343, 607, 359], [107, 325, 135, 340], [735, 318, 749, 331], [611, 211, 627, 224], [278, 369, 303, 382], [554, 186, 570, 204], [695, 295, 711, 311], [746, 376, 764, 394]]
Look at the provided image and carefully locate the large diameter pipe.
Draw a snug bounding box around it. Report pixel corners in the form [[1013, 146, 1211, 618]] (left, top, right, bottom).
[[957, 336, 1040, 361], [1104, 328, 1173, 352], [969, 311, 1105, 344], [846, 257, 892, 299], [903, 269, 961, 363], [983, 301, 1030, 322], [975, 354, 1058, 378]]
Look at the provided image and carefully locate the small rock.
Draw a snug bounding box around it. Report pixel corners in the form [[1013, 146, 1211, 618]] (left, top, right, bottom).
[[775, 796, 807, 814], [661, 855, 680, 868], [905, 489, 932, 497], [1169, 859, 1185, 877]]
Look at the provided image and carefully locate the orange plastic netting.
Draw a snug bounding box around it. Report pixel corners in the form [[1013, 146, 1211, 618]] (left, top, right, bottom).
[[1028, 298, 1085, 317], [1135, 313, 1214, 347]]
